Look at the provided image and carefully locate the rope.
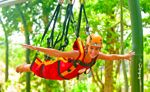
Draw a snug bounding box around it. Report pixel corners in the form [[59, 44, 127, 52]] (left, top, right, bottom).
[[76, 4, 83, 38], [76, 3, 90, 38], [41, 3, 61, 44], [83, 5, 90, 35], [53, 3, 73, 49]]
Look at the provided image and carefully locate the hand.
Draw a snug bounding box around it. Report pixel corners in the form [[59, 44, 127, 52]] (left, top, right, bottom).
[[125, 51, 135, 60], [22, 44, 36, 50]]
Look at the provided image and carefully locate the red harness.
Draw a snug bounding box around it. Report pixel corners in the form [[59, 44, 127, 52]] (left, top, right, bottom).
[[30, 38, 97, 80]]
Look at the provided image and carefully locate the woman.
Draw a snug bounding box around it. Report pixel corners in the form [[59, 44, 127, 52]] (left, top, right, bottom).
[[16, 34, 134, 80]]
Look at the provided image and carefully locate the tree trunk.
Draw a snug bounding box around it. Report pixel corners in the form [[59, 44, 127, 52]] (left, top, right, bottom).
[[128, 0, 143, 92], [0, 18, 9, 82], [104, 21, 117, 92], [104, 61, 113, 92], [120, 0, 129, 91], [16, 5, 31, 92]]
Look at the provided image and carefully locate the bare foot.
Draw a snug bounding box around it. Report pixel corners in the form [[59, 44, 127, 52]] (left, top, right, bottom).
[[16, 64, 31, 73]]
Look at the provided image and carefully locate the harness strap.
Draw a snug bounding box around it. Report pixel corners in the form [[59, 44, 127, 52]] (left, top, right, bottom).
[[41, 3, 61, 44], [55, 3, 74, 50], [76, 4, 83, 38], [75, 60, 95, 67], [57, 60, 68, 79], [83, 5, 90, 35], [30, 53, 38, 70], [39, 64, 45, 77], [57, 38, 84, 78], [61, 65, 76, 76]]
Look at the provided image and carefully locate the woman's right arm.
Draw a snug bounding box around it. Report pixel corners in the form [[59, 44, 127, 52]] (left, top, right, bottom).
[[22, 44, 79, 59]]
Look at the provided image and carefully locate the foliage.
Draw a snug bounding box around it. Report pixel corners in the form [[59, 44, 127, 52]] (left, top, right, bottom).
[[144, 80, 150, 92], [0, 0, 150, 92], [140, 0, 150, 13], [72, 81, 88, 92]]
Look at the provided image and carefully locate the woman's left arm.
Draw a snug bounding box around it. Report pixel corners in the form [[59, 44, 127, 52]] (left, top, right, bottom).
[[97, 51, 135, 61]]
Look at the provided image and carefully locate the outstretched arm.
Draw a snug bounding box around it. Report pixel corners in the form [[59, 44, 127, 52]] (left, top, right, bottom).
[[97, 51, 135, 61], [22, 44, 79, 59]]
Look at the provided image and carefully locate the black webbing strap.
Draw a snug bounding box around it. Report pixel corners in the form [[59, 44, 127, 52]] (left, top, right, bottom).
[[30, 52, 38, 70], [38, 2, 75, 49], [31, 3, 62, 61], [39, 64, 45, 77], [70, 4, 76, 33], [54, 3, 74, 50], [76, 4, 83, 38], [41, 3, 61, 44], [76, 3, 90, 38], [59, 4, 74, 50], [74, 55, 98, 67], [83, 5, 90, 35], [48, 4, 61, 48], [74, 60, 95, 67], [53, 3, 71, 49], [57, 60, 68, 79]]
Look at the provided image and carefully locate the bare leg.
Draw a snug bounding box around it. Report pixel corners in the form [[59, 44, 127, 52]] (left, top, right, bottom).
[[16, 64, 31, 73]]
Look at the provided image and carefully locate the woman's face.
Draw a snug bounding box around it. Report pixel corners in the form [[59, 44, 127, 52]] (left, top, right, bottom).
[[87, 45, 101, 58]]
